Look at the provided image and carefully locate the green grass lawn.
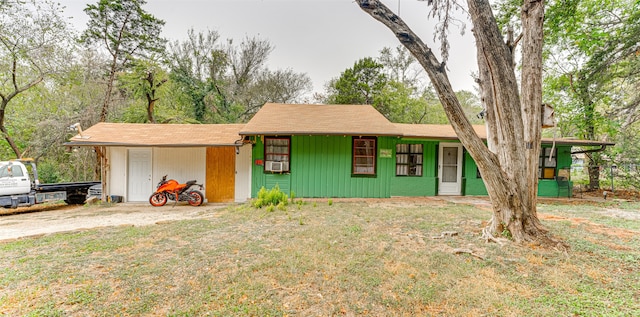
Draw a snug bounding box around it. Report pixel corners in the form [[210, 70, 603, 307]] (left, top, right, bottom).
[[1, 199, 639, 316]]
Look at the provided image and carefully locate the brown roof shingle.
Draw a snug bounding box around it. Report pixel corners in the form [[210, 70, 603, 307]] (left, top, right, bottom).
[[395, 123, 487, 140], [65, 122, 244, 147], [239, 103, 402, 136], [395, 123, 614, 146]]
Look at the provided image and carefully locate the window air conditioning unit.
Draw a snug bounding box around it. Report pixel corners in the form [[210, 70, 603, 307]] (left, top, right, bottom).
[[271, 161, 284, 172], [266, 161, 287, 172]]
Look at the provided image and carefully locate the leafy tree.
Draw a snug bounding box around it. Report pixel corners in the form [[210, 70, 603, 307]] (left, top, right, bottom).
[[327, 48, 480, 125], [168, 29, 223, 122], [168, 29, 311, 123], [80, 0, 166, 122], [456, 90, 483, 125], [541, 0, 639, 190], [118, 56, 168, 123], [0, 0, 72, 158], [378, 45, 425, 87], [357, 0, 558, 245], [326, 57, 388, 105]]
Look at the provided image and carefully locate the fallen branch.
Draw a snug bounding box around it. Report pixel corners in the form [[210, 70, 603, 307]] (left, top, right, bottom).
[[431, 231, 458, 239], [452, 248, 486, 260]]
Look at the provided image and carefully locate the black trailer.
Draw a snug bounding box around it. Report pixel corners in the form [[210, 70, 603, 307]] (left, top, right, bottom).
[[35, 181, 101, 205]]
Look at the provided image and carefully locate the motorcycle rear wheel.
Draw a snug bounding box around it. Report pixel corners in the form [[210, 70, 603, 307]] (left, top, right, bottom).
[[149, 192, 167, 206], [187, 190, 204, 206]]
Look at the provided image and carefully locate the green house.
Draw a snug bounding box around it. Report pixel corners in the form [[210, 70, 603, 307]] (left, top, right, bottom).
[[240, 103, 613, 198]]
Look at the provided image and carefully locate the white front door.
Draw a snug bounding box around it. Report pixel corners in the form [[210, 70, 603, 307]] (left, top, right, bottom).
[[128, 148, 152, 202], [438, 143, 463, 195]]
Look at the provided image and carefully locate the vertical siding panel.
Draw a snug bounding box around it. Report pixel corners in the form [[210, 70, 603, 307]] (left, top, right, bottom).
[[284, 135, 400, 198], [302, 135, 309, 196], [343, 136, 350, 197], [324, 136, 331, 197], [314, 136, 321, 197], [301, 135, 308, 197], [300, 135, 307, 197], [336, 137, 342, 196], [328, 136, 337, 197], [291, 136, 299, 196], [306, 136, 315, 197], [251, 137, 265, 197], [108, 147, 127, 198], [322, 137, 329, 197], [322, 137, 328, 197], [425, 141, 437, 177], [154, 148, 205, 182]]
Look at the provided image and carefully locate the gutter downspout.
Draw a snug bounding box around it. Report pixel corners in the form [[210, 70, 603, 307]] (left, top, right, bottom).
[[570, 144, 608, 155]]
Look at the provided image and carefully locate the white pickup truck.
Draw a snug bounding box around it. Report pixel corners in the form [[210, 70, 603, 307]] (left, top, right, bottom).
[[0, 160, 99, 208]]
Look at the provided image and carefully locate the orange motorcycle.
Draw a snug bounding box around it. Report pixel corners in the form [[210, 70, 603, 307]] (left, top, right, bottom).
[[149, 175, 204, 207]]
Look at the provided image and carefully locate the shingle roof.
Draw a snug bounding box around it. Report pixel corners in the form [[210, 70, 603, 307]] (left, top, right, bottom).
[[395, 123, 488, 140], [65, 122, 244, 147], [65, 105, 614, 148], [395, 123, 614, 146], [239, 103, 403, 136]]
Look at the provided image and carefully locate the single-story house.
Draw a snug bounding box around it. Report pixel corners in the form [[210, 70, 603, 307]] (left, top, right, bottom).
[[239, 103, 614, 198], [66, 103, 613, 202]]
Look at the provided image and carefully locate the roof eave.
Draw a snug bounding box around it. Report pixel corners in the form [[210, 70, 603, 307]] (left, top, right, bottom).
[[239, 131, 403, 137], [64, 141, 239, 147]]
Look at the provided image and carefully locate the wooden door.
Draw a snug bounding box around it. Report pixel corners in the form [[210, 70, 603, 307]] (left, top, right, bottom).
[[206, 147, 235, 202]]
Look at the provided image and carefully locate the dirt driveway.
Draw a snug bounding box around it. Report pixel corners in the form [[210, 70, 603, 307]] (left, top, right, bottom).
[[0, 197, 471, 241], [0, 203, 228, 241]]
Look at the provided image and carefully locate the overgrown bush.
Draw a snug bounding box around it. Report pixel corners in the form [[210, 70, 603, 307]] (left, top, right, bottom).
[[253, 185, 288, 210]]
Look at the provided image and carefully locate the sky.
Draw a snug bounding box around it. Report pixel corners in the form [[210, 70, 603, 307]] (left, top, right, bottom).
[[60, 0, 478, 95]]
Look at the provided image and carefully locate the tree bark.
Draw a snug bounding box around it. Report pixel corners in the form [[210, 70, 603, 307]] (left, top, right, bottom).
[[100, 54, 118, 122], [146, 95, 157, 124], [144, 71, 167, 124], [0, 107, 22, 158], [519, 0, 547, 233], [356, 0, 564, 246], [145, 71, 157, 124]]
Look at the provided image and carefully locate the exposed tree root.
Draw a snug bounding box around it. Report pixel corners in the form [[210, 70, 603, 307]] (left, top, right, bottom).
[[482, 218, 570, 251], [482, 226, 509, 245]]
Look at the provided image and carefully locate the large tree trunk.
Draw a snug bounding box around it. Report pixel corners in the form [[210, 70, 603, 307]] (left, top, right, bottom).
[[587, 152, 602, 190], [0, 105, 21, 158], [100, 63, 117, 122], [356, 0, 563, 246]]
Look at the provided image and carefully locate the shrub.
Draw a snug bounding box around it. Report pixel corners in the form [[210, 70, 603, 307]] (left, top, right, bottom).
[[253, 185, 288, 210]]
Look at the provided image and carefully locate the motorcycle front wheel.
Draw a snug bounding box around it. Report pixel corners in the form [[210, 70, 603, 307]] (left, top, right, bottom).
[[149, 192, 168, 206], [187, 190, 204, 206]]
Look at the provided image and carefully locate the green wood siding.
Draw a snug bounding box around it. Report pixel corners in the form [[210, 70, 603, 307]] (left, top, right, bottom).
[[251, 135, 576, 198], [538, 145, 573, 197], [463, 152, 488, 196], [252, 135, 395, 198], [462, 145, 574, 197]]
